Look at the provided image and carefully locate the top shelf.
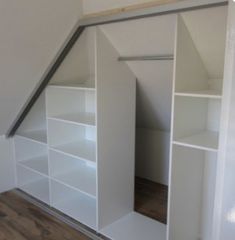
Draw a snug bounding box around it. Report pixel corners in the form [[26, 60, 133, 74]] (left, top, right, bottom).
[[175, 89, 222, 99], [49, 83, 95, 91]]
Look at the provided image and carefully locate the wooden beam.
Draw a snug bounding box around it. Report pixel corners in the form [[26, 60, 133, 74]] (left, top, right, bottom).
[[83, 0, 185, 19]]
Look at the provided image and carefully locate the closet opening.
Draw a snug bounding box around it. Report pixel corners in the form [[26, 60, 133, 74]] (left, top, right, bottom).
[[101, 14, 177, 225]]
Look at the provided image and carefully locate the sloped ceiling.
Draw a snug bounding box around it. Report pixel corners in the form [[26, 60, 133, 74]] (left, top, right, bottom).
[[181, 6, 228, 79], [0, 0, 83, 135]]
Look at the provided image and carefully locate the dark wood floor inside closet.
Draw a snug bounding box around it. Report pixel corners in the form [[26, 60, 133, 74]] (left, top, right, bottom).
[[0, 191, 91, 240], [135, 177, 168, 224]]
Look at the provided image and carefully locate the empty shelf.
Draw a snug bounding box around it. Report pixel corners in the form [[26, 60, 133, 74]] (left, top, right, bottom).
[[52, 167, 96, 197], [51, 181, 96, 229], [173, 131, 219, 152], [51, 140, 96, 163], [175, 89, 222, 99], [19, 156, 48, 176], [101, 212, 166, 240], [19, 178, 50, 204], [17, 129, 47, 144], [49, 83, 95, 91], [48, 112, 96, 127]]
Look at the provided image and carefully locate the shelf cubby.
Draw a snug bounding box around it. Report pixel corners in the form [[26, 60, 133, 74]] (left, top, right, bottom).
[[14, 136, 48, 175], [46, 85, 96, 127], [49, 150, 96, 197], [49, 28, 96, 88], [169, 145, 217, 240], [17, 91, 47, 144], [51, 180, 97, 229], [173, 96, 221, 152], [17, 164, 50, 204], [47, 119, 96, 163]]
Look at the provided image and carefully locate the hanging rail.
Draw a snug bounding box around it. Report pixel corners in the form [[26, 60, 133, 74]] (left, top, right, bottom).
[[118, 54, 174, 61], [6, 0, 228, 137]]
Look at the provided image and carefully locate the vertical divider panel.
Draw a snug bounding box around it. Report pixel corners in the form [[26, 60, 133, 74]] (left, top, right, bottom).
[[96, 27, 136, 230], [167, 14, 179, 240], [168, 15, 212, 240]]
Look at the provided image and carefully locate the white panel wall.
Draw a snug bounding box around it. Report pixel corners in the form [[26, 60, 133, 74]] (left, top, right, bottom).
[[0, 136, 15, 193], [216, 1, 235, 239], [136, 129, 170, 185], [0, 0, 83, 135]]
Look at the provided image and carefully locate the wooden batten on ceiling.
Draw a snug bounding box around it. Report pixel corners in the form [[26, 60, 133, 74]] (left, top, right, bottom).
[[83, 0, 184, 19]]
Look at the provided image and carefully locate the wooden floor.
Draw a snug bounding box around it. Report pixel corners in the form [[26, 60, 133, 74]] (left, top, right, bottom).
[[0, 180, 167, 240], [0, 191, 91, 240], [135, 177, 168, 224]]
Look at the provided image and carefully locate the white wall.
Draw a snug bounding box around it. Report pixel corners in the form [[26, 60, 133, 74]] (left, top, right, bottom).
[[0, 136, 15, 193], [0, 0, 83, 136], [83, 0, 155, 14], [136, 129, 170, 185], [217, 1, 235, 239], [0, 0, 83, 193]]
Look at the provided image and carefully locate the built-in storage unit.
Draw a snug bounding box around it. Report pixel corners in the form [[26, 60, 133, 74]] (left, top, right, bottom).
[[14, 27, 136, 232], [13, 5, 228, 240]]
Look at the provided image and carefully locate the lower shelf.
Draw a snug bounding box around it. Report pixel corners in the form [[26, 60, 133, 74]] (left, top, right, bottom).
[[101, 212, 166, 240], [51, 180, 97, 229], [17, 165, 50, 204], [173, 131, 218, 152]]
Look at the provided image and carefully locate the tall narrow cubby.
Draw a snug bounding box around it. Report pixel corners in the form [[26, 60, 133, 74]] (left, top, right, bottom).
[[168, 15, 225, 240]]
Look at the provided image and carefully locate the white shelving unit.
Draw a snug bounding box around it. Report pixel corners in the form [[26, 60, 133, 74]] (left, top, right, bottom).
[[13, 6, 228, 240], [14, 27, 136, 234]]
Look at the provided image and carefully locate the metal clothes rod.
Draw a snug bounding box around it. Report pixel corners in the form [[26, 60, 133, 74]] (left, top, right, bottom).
[[118, 55, 174, 61]]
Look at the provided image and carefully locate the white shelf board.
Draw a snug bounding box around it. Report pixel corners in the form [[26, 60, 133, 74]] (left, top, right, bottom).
[[101, 212, 166, 240], [53, 191, 96, 229], [173, 131, 219, 152], [17, 129, 47, 144], [19, 156, 48, 176], [50, 140, 96, 163], [49, 83, 95, 91], [52, 167, 96, 197], [48, 112, 96, 127], [175, 89, 222, 99], [19, 178, 50, 204]]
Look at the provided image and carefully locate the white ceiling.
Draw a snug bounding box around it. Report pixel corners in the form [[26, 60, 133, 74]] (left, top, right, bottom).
[[181, 6, 228, 79]]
